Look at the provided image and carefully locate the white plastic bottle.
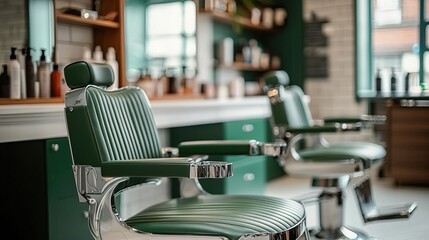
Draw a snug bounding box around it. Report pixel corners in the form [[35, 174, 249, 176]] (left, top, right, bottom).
[[82, 46, 92, 62], [106, 47, 119, 90], [93, 45, 104, 63], [8, 47, 21, 99], [38, 49, 51, 98]]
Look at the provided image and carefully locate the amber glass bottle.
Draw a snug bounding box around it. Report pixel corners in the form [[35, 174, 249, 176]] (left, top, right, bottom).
[[50, 64, 61, 97]]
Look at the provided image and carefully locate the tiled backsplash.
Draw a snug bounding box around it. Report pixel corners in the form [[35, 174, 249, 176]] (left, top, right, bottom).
[[55, 0, 93, 67], [0, 0, 27, 66]]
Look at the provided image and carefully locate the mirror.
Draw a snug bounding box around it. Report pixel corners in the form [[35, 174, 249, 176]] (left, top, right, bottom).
[[0, 0, 54, 66], [125, 0, 197, 84]]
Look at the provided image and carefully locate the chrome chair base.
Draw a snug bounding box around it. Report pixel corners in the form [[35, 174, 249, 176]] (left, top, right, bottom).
[[310, 226, 375, 240]]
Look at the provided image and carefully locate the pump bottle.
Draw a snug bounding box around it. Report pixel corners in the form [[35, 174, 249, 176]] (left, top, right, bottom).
[[93, 45, 104, 63], [8, 47, 21, 99], [106, 47, 119, 90], [25, 47, 36, 97], [390, 68, 397, 92], [38, 49, 51, 98], [375, 68, 382, 92], [0, 65, 10, 98]]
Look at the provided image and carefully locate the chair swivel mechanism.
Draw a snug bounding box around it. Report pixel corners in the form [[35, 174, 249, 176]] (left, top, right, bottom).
[[63, 61, 311, 240], [261, 71, 417, 240]]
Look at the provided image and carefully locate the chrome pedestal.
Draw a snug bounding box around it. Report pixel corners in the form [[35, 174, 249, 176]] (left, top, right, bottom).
[[308, 176, 375, 240]]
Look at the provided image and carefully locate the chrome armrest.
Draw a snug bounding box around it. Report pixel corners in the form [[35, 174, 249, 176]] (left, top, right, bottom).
[[101, 157, 233, 179], [178, 140, 287, 157], [360, 114, 386, 125], [280, 134, 366, 177], [260, 141, 287, 156], [334, 122, 363, 132], [353, 176, 417, 223]]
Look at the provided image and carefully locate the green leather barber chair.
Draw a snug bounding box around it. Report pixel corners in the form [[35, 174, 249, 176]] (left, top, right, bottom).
[[63, 61, 310, 240], [261, 71, 417, 240]]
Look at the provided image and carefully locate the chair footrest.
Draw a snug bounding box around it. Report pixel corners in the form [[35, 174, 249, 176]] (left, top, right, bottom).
[[353, 176, 418, 223], [363, 202, 418, 222]]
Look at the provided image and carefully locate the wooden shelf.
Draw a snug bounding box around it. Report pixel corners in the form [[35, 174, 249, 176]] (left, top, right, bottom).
[[199, 10, 273, 31], [150, 94, 204, 101], [0, 97, 64, 105], [217, 62, 278, 71], [56, 11, 119, 28]]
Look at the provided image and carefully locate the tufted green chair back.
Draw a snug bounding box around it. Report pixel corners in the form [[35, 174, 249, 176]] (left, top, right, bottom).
[[262, 71, 313, 129], [64, 61, 162, 167]]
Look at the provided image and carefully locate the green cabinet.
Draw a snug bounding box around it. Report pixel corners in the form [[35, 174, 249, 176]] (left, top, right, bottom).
[[46, 138, 92, 240], [3, 138, 91, 240], [170, 118, 283, 195]]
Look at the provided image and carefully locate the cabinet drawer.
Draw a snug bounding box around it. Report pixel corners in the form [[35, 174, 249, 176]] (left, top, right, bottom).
[[200, 156, 267, 195], [224, 118, 268, 141], [46, 138, 92, 240]]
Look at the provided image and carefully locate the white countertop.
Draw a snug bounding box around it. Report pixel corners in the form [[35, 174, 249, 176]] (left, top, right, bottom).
[[0, 96, 271, 143]]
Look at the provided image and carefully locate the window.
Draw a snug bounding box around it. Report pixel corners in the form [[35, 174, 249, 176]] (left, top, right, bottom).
[[356, 0, 428, 96], [125, 0, 196, 78], [146, 1, 196, 73], [374, 0, 402, 26]]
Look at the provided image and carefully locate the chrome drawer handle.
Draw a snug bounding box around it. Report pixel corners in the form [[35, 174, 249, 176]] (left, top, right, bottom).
[[242, 124, 254, 132], [243, 173, 255, 181]]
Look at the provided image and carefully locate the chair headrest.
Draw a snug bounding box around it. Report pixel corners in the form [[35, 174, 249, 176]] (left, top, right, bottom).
[[261, 71, 290, 91], [64, 61, 114, 89]]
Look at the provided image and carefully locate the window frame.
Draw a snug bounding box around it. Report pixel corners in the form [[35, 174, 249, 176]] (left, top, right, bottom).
[[355, 0, 426, 98]]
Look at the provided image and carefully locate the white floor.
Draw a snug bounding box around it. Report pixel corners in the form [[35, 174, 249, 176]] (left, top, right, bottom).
[[265, 173, 429, 240]]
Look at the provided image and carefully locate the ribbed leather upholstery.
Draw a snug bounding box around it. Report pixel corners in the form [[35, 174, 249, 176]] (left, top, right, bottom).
[[126, 195, 306, 240], [85, 86, 163, 163], [275, 86, 385, 163], [275, 86, 313, 128]]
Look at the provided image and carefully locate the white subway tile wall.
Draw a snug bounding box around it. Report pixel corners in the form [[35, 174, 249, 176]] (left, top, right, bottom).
[[304, 0, 375, 142], [0, 0, 27, 66], [55, 0, 93, 66]]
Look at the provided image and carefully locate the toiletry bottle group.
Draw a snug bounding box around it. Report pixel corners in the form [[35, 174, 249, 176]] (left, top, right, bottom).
[[2, 47, 65, 99]]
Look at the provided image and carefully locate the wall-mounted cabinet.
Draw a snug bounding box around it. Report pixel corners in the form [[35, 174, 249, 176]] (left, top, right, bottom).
[[0, 0, 126, 105], [199, 9, 275, 32], [0, 0, 304, 105], [54, 0, 126, 87], [199, 0, 301, 96]]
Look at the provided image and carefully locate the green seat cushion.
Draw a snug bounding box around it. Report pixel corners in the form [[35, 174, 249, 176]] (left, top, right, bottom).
[[298, 142, 386, 162], [126, 195, 305, 240]]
